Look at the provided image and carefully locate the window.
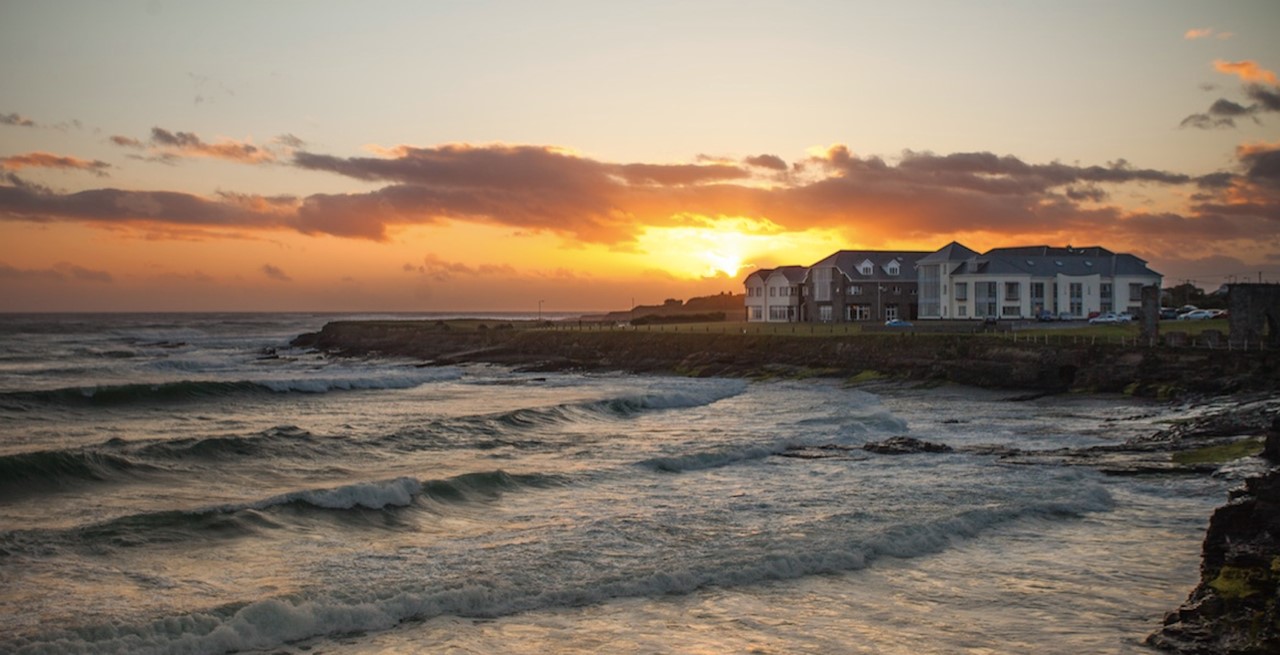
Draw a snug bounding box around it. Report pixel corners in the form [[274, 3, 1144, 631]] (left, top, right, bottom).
[[1069, 282, 1083, 317], [769, 306, 791, 321], [976, 282, 998, 318], [1129, 283, 1144, 299], [750, 307, 762, 320], [887, 262, 900, 276], [1031, 282, 1045, 300], [813, 267, 832, 301], [1004, 282, 1020, 302], [818, 305, 833, 322], [1002, 305, 1020, 317], [849, 285, 862, 295], [885, 305, 898, 321], [860, 261, 874, 275], [1100, 283, 1112, 299], [891, 285, 902, 294], [958, 305, 968, 318], [918, 263, 940, 317], [954, 282, 968, 301], [769, 287, 776, 297], [853, 304, 871, 320]]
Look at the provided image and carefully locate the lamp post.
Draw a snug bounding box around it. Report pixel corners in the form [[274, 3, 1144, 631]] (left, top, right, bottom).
[[877, 285, 884, 322], [538, 299, 544, 322]]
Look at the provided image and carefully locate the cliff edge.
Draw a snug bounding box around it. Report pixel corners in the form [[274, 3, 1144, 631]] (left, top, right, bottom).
[[1148, 418, 1280, 654]]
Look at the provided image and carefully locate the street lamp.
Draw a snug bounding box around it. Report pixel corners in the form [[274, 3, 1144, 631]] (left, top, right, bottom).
[[538, 299, 545, 322]]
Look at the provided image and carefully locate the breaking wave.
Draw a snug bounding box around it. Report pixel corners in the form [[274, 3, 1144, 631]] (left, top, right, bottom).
[[2, 484, 1112, 655]]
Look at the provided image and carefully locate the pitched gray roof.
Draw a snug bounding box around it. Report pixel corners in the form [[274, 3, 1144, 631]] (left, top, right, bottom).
[[807, 250, 931, 280], [954, 246, 1160, 278], [767, 265, 808, 284], [917, 241, 979, 264]]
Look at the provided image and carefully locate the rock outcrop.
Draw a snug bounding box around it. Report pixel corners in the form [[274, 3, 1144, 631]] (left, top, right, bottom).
[[291, 321, 1280, 398], [1148, 418, 1280, 654], [862, 436, 955, 455]]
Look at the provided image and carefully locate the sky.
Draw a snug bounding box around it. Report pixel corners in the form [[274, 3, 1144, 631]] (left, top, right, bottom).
[[1, 0, 1278, 312]]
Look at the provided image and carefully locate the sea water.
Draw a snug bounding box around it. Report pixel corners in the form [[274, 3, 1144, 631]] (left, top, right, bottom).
[[0, 314, 1231, 654]]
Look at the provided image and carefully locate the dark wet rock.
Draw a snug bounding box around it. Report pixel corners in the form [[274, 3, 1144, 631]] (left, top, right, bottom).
[[1148, 421, 1280, 654], [291, 320, 1280, 398], [862, 436, 954, 455], [777, 444, 865, 460], [1264, 417, 1280, 463]]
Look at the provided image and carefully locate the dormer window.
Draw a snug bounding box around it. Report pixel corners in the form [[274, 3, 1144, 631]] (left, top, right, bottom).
[[859, 260, 874, 276], [887, 261, 900, 276]]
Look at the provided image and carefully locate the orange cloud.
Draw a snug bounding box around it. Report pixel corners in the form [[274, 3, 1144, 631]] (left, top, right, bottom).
[[108, 127, 278, 164], [1214, 59, 1279, 86], [1185, 27, 1232, 40], [3, 142, 1277, 266], [0, 152, 111, 176]]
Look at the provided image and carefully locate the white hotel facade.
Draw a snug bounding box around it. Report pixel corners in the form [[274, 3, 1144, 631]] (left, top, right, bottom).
[[746, 242, 1162, 323]]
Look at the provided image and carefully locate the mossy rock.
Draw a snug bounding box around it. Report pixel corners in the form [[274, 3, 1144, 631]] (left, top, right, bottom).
[[845, 370, 887, 386], [1209, 564, 1272, 600], [1173, 438, 1266, 465]]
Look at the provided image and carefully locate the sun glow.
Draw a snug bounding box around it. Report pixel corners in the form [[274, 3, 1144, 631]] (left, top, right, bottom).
[[634, 215, 843, 280]]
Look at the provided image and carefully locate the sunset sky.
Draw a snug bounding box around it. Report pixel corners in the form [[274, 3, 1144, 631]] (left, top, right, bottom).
[[2, 1, 1278, 312]]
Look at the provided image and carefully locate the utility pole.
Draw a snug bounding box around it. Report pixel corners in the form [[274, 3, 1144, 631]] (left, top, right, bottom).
[[538, 299, 544, 322]]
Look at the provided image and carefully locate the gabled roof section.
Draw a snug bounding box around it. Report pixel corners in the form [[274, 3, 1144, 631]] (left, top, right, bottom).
[[806, 250, 931, 279], [917, 241, 979, 264], [951, 246, 1161, 278], [766, 265, 808, 284], [743, 268, 774, 283]]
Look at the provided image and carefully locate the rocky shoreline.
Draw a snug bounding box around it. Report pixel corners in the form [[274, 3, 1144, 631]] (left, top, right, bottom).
[[1146, 416, 1280, 654], [291, 320, 1280, 397], [291, 320, 1280, 652]]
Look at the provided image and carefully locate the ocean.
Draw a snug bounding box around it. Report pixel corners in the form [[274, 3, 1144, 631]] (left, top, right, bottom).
[[0, 313, 1234, 654]]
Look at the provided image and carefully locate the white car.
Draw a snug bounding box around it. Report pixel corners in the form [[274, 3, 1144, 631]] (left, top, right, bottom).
[[1177, 309, 1214, 320], [1089, 312, 1122, 325]]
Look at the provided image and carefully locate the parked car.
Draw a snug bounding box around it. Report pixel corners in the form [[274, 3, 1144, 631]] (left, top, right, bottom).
[[884, 319, 913, 327], [1207, 309, 1228, 319], [1176, 305, 1199, 316], [1159, 307, 1178, 320], [1058, 312, 1075, 321], [1089, 312, 1122, 325], [1116, 312, 1135, 323], [1035, 310, 1055, 322], [1177, 309, 1214, 320]]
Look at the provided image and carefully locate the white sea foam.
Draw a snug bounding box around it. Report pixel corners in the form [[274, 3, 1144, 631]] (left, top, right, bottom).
[[7, 485, 1116, 655], [257, 476, 424, 510]]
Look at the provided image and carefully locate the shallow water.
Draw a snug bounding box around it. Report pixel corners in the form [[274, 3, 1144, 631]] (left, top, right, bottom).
[[0, 314, 1228, 654]]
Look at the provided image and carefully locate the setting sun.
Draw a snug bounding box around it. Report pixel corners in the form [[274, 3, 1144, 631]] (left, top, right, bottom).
[[632, 215, 843, 280]]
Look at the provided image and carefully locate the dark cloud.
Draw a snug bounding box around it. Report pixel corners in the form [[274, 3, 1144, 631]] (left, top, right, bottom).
[[1246, 84, 1280, 112], [409, 254, 517, 282], [1195, 172, 1237, 189], [1, 152, 111, 177], [0, 262, 112, 282], [261, 264, 291, 281], [274, 133, 306, 149], [744, 154, 788, 171], [1238, 144, 1280, 187], [106, 127, 277, 163], [110, 135, 145, 148], [0, 182, 287, 229], [1208, 98, 1253, 116], [149, 127, 272, 162], [1181, 78, 1280, 130], [2, 140, 1276, 257], [1180, 113, 1235, 129], [0, 113, 37, 128]]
